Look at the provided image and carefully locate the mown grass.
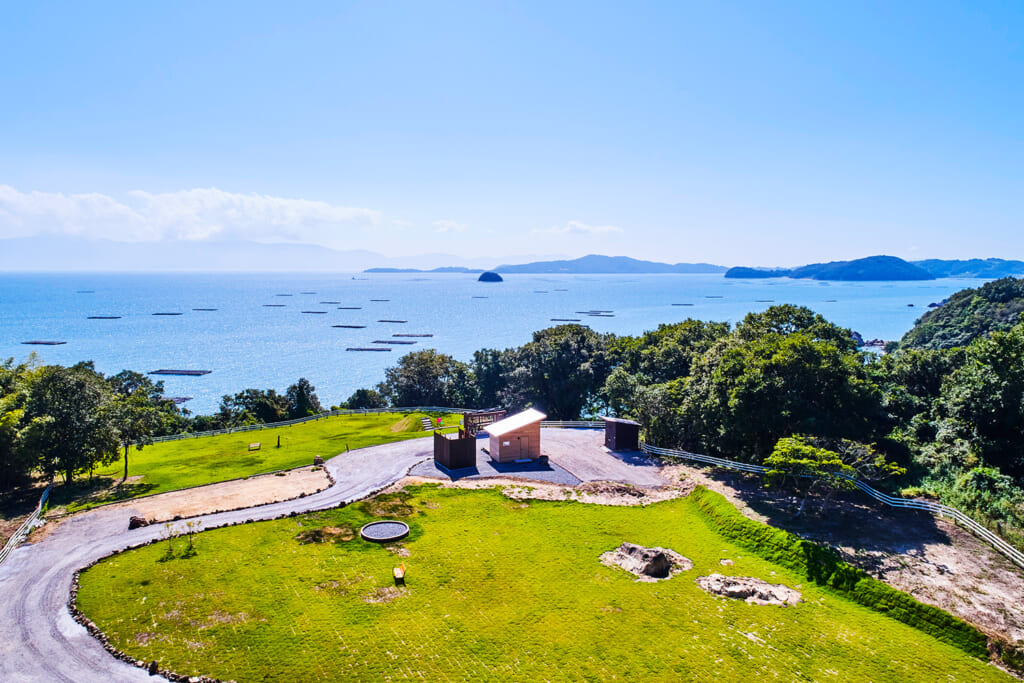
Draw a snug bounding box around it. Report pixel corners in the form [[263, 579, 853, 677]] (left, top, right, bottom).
[[76, 485, 1010, 682], [58, 412, 460, 512]]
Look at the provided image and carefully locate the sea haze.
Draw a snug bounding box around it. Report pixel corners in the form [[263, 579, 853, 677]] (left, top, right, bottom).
[[0, 273, 974, 414]]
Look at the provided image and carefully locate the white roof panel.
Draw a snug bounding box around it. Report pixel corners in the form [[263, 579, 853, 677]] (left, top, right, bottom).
[[484, 407, 547, 437]]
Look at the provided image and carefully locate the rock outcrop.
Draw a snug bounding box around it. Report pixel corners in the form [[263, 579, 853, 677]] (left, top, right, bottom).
[[696, 573, 802, 606], [600, 542, 692, 581]]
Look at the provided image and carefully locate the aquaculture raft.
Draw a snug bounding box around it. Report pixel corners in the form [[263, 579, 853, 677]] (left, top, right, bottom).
[[346, 347, 391, 352], [87, 316, 121, 319], [149, 369, 212, 376], [359, 521, 410, 543], [21, 340, 66, 345]]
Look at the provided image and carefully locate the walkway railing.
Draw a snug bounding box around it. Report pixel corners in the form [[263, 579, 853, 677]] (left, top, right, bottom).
[[0, 483, 52, 567], [641, 442, 1024, 569], [540, 421, 604, 429]]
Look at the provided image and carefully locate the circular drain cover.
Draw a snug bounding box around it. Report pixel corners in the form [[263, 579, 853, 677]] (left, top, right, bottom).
[[360, 520, 410, 543]]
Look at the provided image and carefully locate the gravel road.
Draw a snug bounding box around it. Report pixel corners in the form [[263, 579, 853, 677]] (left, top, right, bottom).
[[0, 429, 652, 682], [0, 438, 434, 682]]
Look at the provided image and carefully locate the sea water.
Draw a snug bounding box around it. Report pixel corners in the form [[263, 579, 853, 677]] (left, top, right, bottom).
[[0, 272, 975, 414]]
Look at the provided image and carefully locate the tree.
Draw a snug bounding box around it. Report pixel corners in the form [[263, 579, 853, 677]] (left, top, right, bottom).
[[342, 387, 387, 409], [932, 323, 1024, 480], [507, 325, 612, 419], [218, 388, 290, 425], [286, 378, 322, 418], [20, 365, 119, 484], [765, 436, 904, 516], [680, 329, 882, 461], [733, 304, 859, 352], [107, 371, 171, 482], [611, 320, 730, 383], [380, 350, 474, 408], [0, 357, 38, 495]]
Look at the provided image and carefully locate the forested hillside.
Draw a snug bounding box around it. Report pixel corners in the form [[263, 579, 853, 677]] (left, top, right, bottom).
[[899, 277, 1024, 350]]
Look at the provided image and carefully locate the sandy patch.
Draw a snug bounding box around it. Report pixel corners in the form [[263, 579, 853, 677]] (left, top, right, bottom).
[[109, 467, 331, 524]]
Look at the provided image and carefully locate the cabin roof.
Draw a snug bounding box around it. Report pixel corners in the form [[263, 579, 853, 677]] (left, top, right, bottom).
[[485, 408, 547, 437]]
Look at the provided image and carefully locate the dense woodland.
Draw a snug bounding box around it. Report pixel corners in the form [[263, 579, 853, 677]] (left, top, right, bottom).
[[3, 278, 1024, 549]]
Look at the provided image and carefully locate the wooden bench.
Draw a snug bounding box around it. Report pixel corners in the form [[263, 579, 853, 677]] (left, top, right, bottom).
[[393, 562, 407, 582], [248, 442, 261, 451]]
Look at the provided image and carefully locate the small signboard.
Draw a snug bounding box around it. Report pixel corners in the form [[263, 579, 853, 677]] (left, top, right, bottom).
[[464, 409, 507, 436]]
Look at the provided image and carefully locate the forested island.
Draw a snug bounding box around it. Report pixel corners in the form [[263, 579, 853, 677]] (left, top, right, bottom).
[[725, 255, 935, 281]]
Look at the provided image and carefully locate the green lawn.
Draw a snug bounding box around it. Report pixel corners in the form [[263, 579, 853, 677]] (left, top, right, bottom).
[[76, 485, 1009, 682], [57, 412, 460, 511]]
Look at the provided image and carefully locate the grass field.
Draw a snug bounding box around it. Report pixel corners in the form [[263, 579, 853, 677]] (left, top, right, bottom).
[[56, 412, 460, 511], [76, 485, 1009, 682]]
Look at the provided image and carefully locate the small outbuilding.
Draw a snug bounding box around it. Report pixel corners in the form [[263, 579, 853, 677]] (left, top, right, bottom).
[[485, 407, 546, 462], [434, 429, 477, 470], [601, 416, 641, 451]]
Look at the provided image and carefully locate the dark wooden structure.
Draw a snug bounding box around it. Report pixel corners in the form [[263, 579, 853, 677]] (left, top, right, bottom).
[[463, 409, 507, 437], [434, 429, 476, 470], [601, 416, 641, 451]]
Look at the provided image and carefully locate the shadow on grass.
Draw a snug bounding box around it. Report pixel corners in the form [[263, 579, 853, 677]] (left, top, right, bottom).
[[677, 464, 953, 573], [50, 477, 160, 511]]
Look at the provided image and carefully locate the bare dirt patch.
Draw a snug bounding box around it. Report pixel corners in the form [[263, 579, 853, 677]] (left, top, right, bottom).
[[363, 586, 409, 604], [661, 462, 1024, 645], [295, 524, 356, 544], [396, 475, 690, 507], [697, 573, 802, 606], [600, 542, 692, 581], [104, 466, 331, 525]]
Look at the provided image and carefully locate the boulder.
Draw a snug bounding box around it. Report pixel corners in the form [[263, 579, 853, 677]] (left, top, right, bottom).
[[128, 516, 149, 530], [313, 455, 324, 466], [600, 542, 692, 581]]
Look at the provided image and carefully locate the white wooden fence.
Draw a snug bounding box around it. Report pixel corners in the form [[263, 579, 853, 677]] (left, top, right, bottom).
[[641, 443, 1024, 569], [0, 483, 52, 567]]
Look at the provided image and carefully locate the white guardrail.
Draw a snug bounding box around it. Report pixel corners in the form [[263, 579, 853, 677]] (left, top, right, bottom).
[[0, 483, 52, 567], [641, 443, 1024, 569]]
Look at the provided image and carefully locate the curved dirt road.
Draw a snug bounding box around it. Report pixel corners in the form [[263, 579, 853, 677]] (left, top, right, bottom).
[[0, 438, 435, 682]]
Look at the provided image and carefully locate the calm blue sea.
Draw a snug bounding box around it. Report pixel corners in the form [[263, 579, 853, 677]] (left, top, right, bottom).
[[0, 272, 977, 414]]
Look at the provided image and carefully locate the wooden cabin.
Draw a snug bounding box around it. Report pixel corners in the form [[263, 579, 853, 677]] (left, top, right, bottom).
[[601, 416, 641, 451], [485, 408, 546, 462]]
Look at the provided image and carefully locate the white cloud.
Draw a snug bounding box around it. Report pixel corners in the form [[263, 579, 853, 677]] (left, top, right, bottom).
[[432, 219, 467, 233], [532, 220, 624, 236], [0, 185, 380, 245]]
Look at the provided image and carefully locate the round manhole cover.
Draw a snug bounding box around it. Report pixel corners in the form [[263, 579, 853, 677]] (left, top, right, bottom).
[[360, 520, 410, 543]]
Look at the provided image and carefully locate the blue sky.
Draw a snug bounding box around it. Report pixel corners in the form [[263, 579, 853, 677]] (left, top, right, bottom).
[[1, 1, 1022, 266]]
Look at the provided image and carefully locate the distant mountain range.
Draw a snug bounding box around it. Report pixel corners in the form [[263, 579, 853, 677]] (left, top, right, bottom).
[[2, 236, 1023, 279], [367, 255, 727, 275]]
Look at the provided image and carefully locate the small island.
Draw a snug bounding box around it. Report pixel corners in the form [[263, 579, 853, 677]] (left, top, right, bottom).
[[478, 271, 503, 282]]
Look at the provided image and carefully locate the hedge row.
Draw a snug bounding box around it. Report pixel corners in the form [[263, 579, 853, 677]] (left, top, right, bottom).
[[689, 486, 989, 659]]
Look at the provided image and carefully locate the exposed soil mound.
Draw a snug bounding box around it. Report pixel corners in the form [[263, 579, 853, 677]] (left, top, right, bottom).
[[295, 524, 355, 544], [360, 491, 415, 518], [697, 573, 802, 606], [600, 542, 692, 581]]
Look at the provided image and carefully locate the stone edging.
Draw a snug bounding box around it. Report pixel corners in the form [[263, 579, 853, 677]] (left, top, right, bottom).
[[65, 471, 403, 683]]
